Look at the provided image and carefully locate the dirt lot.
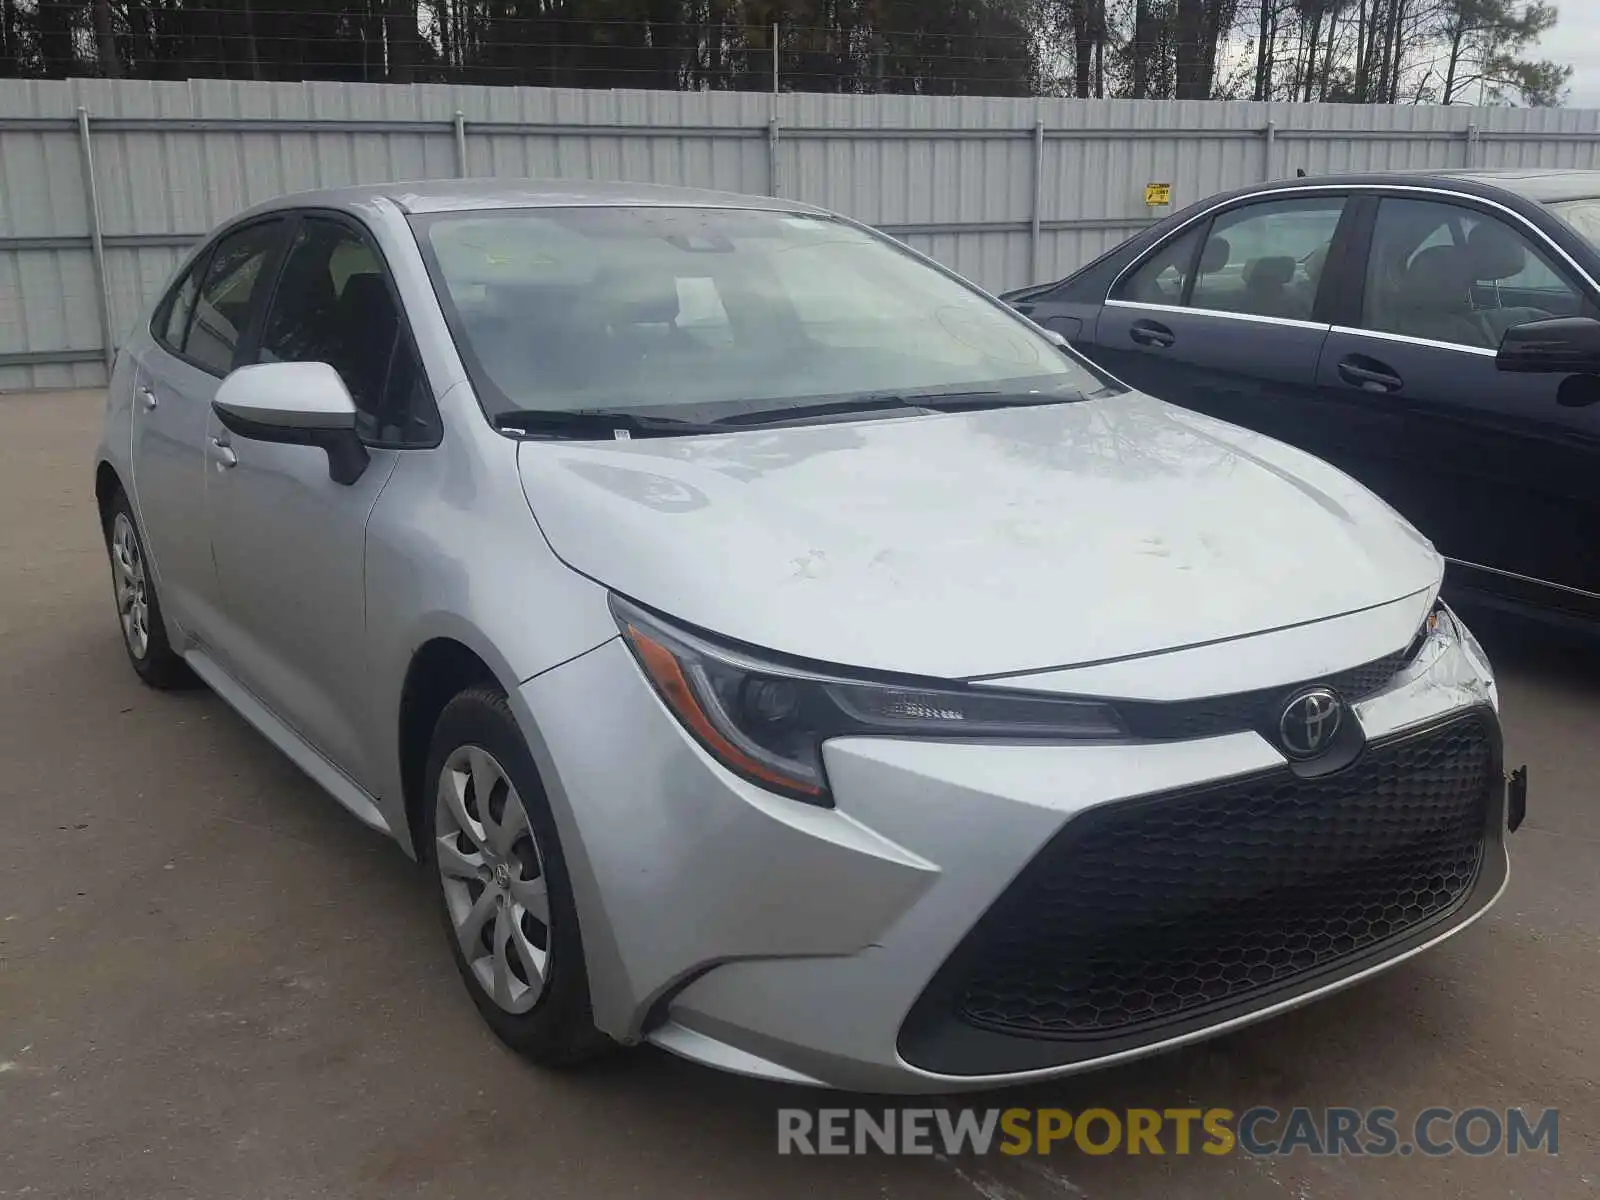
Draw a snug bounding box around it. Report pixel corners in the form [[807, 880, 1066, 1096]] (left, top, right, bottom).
[[1, 389, 1596, 1200]]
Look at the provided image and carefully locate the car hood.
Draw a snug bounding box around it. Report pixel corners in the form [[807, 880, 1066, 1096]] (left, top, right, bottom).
[[516, 393, 1441, 680]]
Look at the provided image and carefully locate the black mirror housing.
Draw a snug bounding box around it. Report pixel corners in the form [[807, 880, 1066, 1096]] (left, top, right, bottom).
[[1495, 316, 1600, 375], [212, 404, 371, 485], [211, 362, 370, 485]]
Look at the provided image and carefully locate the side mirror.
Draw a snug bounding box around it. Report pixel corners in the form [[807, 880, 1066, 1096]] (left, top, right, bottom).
[[212, 362, 369, 485], [1495, 316, 1600, 376]]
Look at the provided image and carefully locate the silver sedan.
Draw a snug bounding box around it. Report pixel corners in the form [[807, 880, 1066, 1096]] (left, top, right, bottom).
[[94, 179, 1513, 1092]]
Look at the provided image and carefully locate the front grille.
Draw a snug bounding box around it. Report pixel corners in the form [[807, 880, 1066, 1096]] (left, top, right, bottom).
[[1115, 644, 1418, 741], [955, 715, 1494, 1041]]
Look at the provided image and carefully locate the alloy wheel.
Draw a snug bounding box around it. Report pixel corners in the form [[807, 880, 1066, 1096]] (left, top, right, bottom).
[[110, 512, 150, 660], [435, 745, 552, 1013]]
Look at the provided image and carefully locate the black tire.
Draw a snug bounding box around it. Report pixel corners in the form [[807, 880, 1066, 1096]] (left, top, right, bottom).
[[423, 686, 612, 1067], [103, 487, 194, 690]]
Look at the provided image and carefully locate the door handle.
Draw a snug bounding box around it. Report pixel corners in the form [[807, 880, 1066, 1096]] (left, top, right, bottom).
[[1130, 319, 1175, 349], [210, 436, 237, 470], [1337, 356, 1403, 393], [137, 386, 158, 412]]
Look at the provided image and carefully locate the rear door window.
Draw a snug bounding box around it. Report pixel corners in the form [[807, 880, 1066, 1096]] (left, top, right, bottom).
[[1112, 226, 1205, 306], [1188, 197, 1345, 321]]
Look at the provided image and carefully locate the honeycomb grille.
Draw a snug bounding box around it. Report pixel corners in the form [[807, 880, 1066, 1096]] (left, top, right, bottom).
[[956, 716, 1493, 1040], [1116, 644, 1417, 741]]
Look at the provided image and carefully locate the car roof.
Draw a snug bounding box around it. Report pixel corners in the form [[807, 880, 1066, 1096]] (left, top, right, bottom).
[[240, 177, 828, 218], [1259, 168, 1600, 204]]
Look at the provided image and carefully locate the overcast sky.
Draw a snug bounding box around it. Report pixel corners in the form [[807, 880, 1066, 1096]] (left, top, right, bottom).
[[1540, 3, 1600, 108]]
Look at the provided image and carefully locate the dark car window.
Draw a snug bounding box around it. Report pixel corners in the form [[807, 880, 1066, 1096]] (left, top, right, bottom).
[[1361, 197, 1585, 350], [1189, 197, 1344, 322], [257, 216, 439, 446], [153, 256, 205, 354], [1112, 225, 1205, 307], [186, 221, 283, 375]]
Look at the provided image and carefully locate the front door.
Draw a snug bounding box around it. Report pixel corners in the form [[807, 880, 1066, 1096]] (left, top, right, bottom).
[[1316, 193, 1600, 610], [204, 213, 436, 787], [131, 218, 286, 645]]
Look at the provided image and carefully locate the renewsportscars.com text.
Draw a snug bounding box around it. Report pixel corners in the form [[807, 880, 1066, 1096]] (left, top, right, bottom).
[[777, 1106, 1559, 1158]]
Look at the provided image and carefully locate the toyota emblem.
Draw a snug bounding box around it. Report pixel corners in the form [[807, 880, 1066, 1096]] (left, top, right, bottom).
[[1279, 688, 1343, 759]]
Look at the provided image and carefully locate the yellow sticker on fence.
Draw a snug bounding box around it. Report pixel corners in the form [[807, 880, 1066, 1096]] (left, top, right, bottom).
[[1144, 183, 1172, 206]]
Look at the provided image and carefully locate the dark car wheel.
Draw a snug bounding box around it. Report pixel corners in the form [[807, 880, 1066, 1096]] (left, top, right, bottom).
[[103, 488, 193, 689], [424, 686, 612, 1066]]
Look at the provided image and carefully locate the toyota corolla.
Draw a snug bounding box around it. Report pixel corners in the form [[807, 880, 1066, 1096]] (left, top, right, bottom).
[[94, 180, 1519, 1092]]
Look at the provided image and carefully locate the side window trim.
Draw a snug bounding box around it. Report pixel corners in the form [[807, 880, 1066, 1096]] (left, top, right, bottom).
[[1326, 324, 1501, 358], [1102, 300, 1333, 332], [258, 207, 441, 450]]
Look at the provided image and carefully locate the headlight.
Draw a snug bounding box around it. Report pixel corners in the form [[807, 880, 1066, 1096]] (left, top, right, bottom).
[[610, 596, 1125, 805]]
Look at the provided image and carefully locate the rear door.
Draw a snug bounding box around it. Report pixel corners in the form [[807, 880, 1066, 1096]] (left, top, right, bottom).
[[1088, 193, 1360, 455], [1315, 191, 1600, 607], [132, 217, 288, 644]]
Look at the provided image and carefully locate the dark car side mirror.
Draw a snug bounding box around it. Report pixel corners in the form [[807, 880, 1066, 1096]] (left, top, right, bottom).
[[1495, 316, 1600, 375], [212, 362, 370, 485]]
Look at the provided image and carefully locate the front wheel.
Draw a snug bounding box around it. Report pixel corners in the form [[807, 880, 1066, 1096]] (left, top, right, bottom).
[[424, 686, 612, 1066]]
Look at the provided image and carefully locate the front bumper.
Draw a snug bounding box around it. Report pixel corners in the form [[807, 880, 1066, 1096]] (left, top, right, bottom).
[[517, 606, 1508, 1093]]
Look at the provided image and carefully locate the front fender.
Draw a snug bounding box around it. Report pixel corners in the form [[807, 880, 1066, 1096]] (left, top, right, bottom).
[[360, 381, 618, 850]]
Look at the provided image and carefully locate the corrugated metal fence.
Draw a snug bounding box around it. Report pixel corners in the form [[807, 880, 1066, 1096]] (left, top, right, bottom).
[[3, 76, 1600, 390]]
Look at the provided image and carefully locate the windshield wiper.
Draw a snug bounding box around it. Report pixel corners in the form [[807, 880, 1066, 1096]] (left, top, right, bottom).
[[718, 389, 1088, 428], [493, 409, 728, 439], [496, 389, 1097, 439], [913, 388, 1088, 412], [713, 394, 923, 427]]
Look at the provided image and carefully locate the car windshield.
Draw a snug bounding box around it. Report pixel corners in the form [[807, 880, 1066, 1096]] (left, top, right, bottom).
[[413, 205, 1109, 425], [1548, 198, 1600, 251]]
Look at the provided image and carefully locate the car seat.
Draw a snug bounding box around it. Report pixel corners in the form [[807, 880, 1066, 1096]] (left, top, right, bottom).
[[1241, 255, 1299, 318], [1464, 222, 1555, 344], [1390, 245, 1487, 347], [328, 273, 398, 411]]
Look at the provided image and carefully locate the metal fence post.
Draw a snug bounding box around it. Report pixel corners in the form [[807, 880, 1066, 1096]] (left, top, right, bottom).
[[1263, 118, 1276, 181], [1465, 122, 1479, 169], [1030, 117, 1045, 282], [454, 110, 468, 177], [76, 106, 115, 375], [768, 113, 781, 197]]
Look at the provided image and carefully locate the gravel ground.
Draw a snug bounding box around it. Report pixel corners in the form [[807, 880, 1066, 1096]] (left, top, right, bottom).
[[1, 389, 1595, 1199]]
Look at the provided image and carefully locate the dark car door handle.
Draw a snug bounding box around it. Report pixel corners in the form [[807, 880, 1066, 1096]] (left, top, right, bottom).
[[1337, 356, 1403, 393], [1130, 319, 1175, 349]]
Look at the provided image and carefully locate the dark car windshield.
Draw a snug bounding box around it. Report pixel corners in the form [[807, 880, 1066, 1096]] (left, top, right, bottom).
[[1549, 198, 1600, 252], [412, 206, 1109, 425]]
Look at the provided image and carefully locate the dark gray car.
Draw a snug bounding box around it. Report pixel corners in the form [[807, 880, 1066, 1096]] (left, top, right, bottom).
[[1005, 169, 1600, 629]]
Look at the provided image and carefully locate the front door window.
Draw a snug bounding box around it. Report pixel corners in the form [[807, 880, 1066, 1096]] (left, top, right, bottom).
[[1360, 198, 1585, 349]]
